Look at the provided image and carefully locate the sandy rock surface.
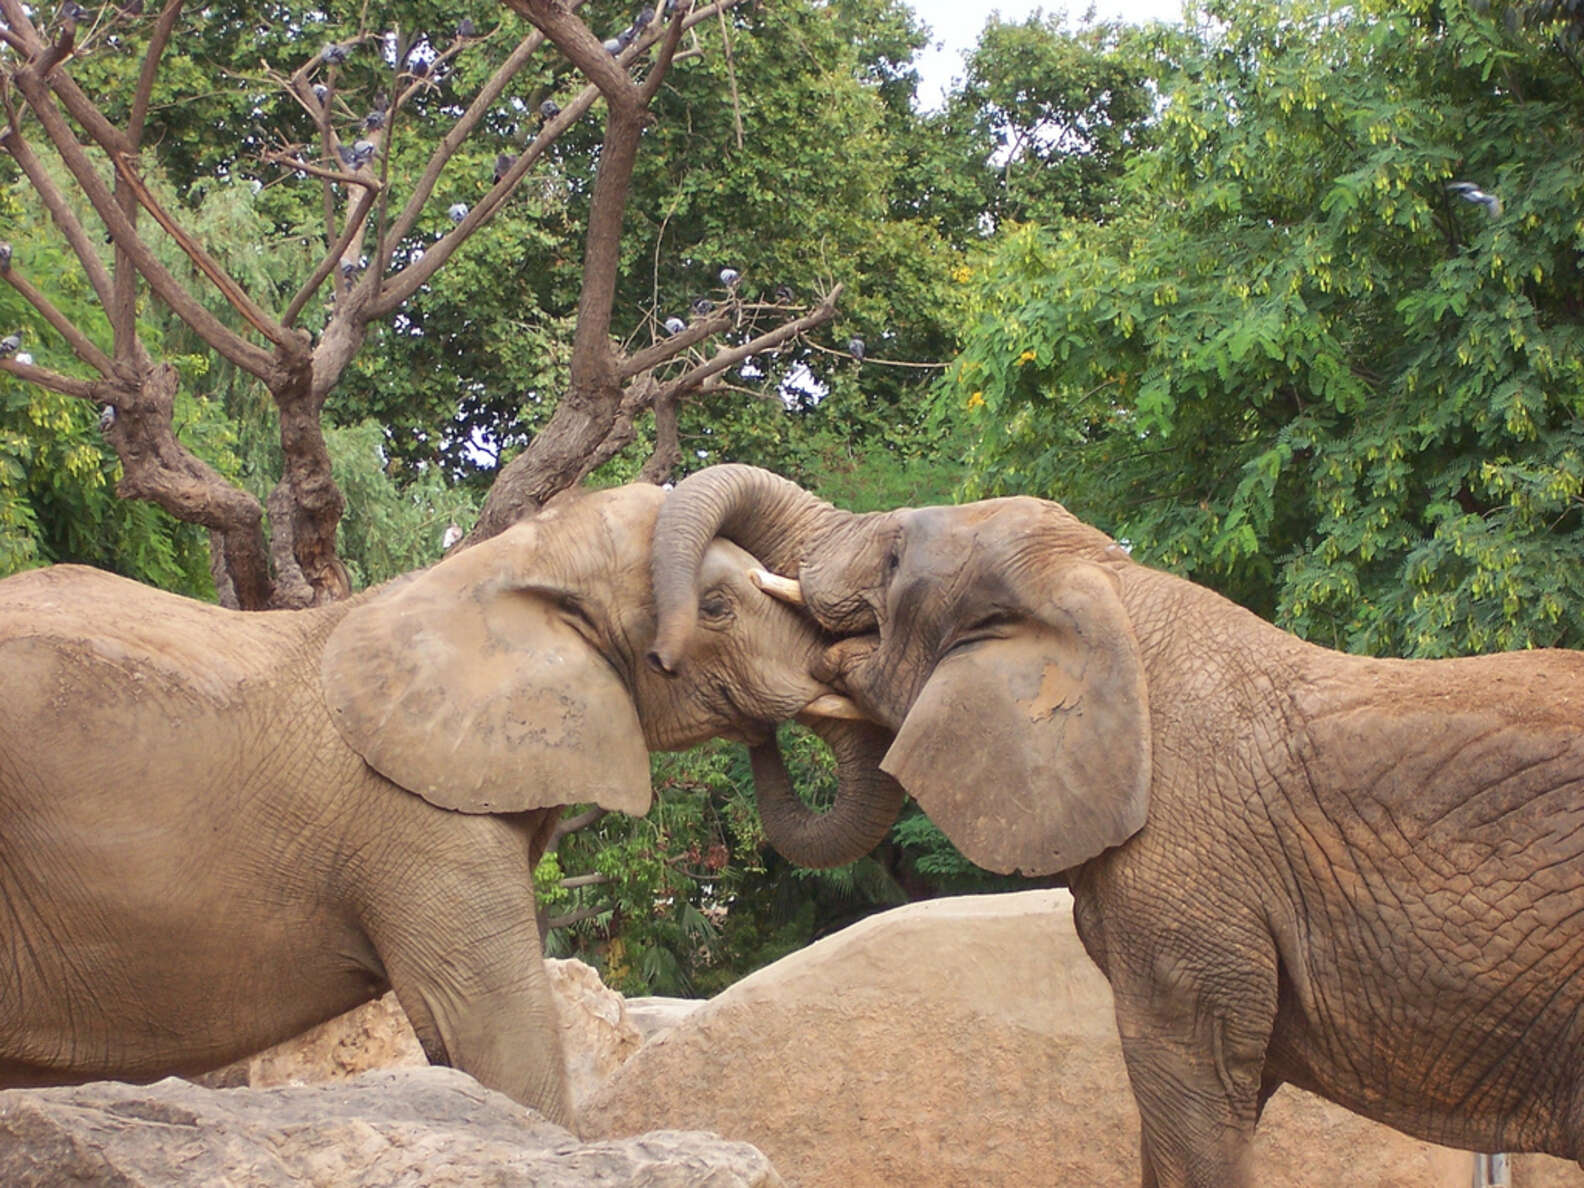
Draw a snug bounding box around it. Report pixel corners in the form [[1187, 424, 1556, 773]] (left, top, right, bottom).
[[586, 890, 1584, 1188], [0, 1066, 782, 1187]]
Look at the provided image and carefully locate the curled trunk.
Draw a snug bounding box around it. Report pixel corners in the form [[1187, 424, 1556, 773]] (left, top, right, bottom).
[[649, 464, 850, 674], [749, 719, 904, 869]]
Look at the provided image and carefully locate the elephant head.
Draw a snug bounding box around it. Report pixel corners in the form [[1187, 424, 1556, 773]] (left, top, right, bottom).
[[650, 464, 1149, 876], [322, 481, 878, 826]]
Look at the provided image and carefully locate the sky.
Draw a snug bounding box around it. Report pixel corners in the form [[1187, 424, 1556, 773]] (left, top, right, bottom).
[[903, 1, 1187, 109]]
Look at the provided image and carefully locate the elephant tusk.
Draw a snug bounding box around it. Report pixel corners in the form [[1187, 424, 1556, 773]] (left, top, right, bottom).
[[749, 567, 804, 605], [798, 693, 869, 721]]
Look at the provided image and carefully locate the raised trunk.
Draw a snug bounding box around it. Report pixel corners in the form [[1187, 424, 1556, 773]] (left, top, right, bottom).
[[749, 719, 905, 870], [649, 464, 853, 673]]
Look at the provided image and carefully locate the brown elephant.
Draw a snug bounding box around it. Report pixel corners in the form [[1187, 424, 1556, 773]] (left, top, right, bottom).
[[648, 463, 1584, 1186], [0, 482, 882, 1130]]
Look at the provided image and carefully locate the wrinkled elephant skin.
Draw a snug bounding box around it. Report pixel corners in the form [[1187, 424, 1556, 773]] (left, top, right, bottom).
[[649, 463, 1584, 1187], [0, 483, 841, 1130]]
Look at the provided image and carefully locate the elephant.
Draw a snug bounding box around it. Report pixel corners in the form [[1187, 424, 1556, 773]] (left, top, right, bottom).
[[0, 481, 878, 1130], [647, 463, 1584, 1186]]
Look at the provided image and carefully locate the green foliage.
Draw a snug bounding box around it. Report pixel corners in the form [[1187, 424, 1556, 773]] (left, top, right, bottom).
[[949, 0, 1584, 657], [917, 13, 1169, 233]]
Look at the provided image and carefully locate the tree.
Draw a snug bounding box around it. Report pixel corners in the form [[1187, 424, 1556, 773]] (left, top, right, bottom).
[[0, 0, 836, 605], [948, 0, 1584, 657]]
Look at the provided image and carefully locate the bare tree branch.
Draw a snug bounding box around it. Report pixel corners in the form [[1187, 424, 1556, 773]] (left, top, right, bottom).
[[6, 58, 277, 377], [1, 267, 114, 375], [0, 357, 96, 398], [655, 287, 844, 404], [110, 154, 298, 349], [282, 184, 378, 329], [0, 116, 115, 315]]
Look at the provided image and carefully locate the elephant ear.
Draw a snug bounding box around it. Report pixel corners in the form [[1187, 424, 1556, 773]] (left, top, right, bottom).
[[321, 523, 651, 816], [880, 561, 1149, 875]]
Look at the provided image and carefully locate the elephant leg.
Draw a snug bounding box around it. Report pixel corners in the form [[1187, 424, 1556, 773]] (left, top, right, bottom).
[[387, 925, 572, 1128], [357, 817, 573, 1129], [1109, 948, 1277, 1188]]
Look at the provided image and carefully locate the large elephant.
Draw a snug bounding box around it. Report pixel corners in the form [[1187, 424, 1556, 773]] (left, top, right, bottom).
[[0, 481, 885, 1130], [648, 463, 1584, 1186]]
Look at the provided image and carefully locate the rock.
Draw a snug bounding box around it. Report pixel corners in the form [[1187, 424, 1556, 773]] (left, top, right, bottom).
[[197, 957, 637, 1113], [586, 890, 1584, 1187], [0, 1067, 782, 1186], [198, 990, 425, 1091], [623, 996, 700, 1043], [546, 957, 643, 1108]]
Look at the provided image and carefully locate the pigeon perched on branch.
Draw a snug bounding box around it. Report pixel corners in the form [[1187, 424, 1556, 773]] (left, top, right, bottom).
[[447, 202, 469, 224], [0, 333, 21, 357], [692, 297, 715, 316], [664, 316, 686, 335], [0, 243, 11, 271], [493, 154, 517, 184], [719, 267, 740, 288], [442, 522, 464, 550], [773, 284, 795, 303], [540, 99, 560, 121], [320, 43, 349, 65], [1447, 181, 1501, 217], [456, 18, 477, 38], [848, 337, 865, 361], [98, 405, 115, 431]]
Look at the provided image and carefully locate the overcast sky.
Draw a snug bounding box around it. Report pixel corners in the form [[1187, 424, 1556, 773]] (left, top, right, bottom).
[[903, 1, 1186, 109]]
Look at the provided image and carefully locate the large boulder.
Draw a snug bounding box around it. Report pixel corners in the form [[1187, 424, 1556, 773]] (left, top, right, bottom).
[[0, 1066, 781, 1187], [586, 890, 1584, 1187]]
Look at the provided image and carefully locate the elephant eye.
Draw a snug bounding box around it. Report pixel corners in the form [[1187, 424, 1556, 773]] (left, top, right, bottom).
[[699, 589, 734, 623]]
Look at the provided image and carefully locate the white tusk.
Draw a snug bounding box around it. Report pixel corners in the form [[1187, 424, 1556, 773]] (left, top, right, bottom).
[[749, 567, 804, 605], [799, 693, 868, 721]]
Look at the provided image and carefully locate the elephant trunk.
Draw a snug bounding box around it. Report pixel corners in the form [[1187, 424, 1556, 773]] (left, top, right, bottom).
[[749, 719, 905, 869], [649, 464, 853, 674]]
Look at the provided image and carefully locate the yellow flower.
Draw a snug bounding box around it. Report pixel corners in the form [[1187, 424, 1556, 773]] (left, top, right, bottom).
[[951, 264, 973, 284], [966, 391, 986, 410], [1016, 349, 1036, 365]]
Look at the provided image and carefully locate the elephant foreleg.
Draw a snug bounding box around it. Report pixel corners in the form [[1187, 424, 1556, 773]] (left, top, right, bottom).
[[1110, 953, 1277, 1188], [357, 816, 574, 1130], [391, 941, 572, 1128]]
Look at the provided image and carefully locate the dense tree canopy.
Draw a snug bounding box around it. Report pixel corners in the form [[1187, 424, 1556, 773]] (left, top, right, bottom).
[[19, 0, 1577, 994], [949, 0, 1584, 658]]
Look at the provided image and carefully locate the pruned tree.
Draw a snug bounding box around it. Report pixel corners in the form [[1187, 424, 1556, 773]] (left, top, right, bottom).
[[0, 0, 839, 607]]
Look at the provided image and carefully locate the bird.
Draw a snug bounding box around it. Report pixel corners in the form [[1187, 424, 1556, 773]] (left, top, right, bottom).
[[0, 333, 21, 357], [664, 316, 686, 335], [352, 139, 376, 165], [634, 6, 656, 27], [0, 243, 12, 271], [848, 336, 865, 361], [447, 202, 469, 224], [493, 153, 516, 183], [363, 109, 385, 131], [312, 83, 329, 102], [456, 17, 477, 38], [442, 522, 464, 550], [338, 258, 358, 279], [540, 99, 560, 121], [718, 267, 739, 288], [320, 43, 349, 65], [773, 283, 795, 303], [61, 1, 88, 21], [603, 36, 624, 54], [692, 297, 714, 316], [98, 405, 116, 431], [1447, 181, 1501, 217]]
